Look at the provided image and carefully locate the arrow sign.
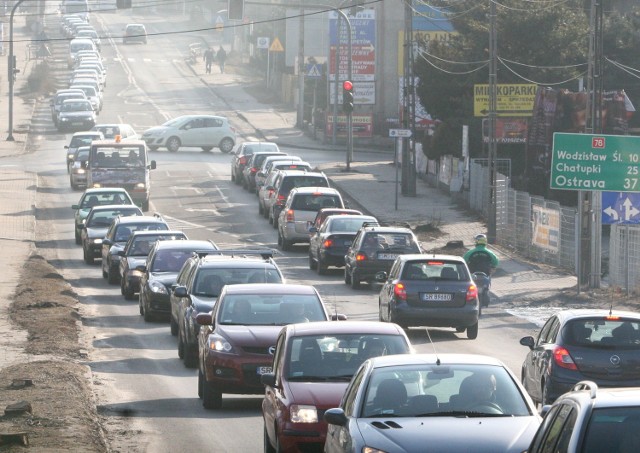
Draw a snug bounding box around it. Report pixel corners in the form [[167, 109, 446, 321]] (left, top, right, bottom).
[[602, 191, 640, 224], [623, 197, 640, 220], [604, 206, 619, 221]]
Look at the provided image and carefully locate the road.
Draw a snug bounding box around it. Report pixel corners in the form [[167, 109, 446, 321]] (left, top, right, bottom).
[[8, 10, 537, 452]]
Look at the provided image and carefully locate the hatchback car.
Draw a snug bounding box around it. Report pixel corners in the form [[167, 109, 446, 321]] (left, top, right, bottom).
[[344, 224, 421, 289], [277, 187, 345, 250], [65, 130, 104, 172], [72, 188, 134, 244], [196, 283, 344, 409], [138, 239, 218, 321], [241, 151, 287, 192], [525, 381, 640, 453], [254, 156, 304, 195], [262, 321, 413, 453], [519, 309, 640, 406], [257, 164, 318, 218], [56, 99, 96, 132], [80, 204, 143, 264], [51, 89, 87, 126], [141, 115, 236, 153], [171, 249, 285, 368], [323, 354, 541, 453], [308, 207, 363, 233], [309, 215, 378, 274], [69, 146, 90, 190], [377, 254, 480, 339], [267, 170, 330, 227], [231, 141, 280, 184], [100, 214, 169, 284], [123, 23, 147, 44]]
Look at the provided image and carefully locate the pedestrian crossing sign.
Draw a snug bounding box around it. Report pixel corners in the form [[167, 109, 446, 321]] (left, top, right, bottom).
[[306, 64, 322, 79], [269, 37, 284, 52]]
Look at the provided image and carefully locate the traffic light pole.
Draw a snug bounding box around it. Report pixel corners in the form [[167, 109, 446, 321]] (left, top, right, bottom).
[[7, 0, 26, 142]]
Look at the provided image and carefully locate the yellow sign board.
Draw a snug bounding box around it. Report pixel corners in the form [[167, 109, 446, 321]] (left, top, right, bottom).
[[269, 37, 284, 52], [473, 84, 537, 117]]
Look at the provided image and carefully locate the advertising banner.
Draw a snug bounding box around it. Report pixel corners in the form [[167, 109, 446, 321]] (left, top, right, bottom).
[[328, 9, 376, 82], [532, 205, 560, 252], [325, 113, 373, 137], [482, 118, 528, 144]]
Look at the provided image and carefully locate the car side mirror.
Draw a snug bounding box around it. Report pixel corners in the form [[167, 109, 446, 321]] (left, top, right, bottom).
[[117, 250, 126, 257], [136, 264, 146, 272], [260, 373, 276, 387], [331, 314, 347, 321], [150, 160, 156, 170], [195, 312, 212, 326], [72, 204, 79, 210], [519, 336, 535, 350], [308, 226, 318, 234], [324, 408, 348, 427], [102, 238, 113, 246], [374, 271, 387, 282], [173, 286, 188, 298]]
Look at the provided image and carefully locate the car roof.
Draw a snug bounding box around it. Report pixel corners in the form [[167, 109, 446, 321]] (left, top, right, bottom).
[[61, 98, 91, 104], [87, 204, 140, 213], [173, 114, 226, 121], [285, 320, 407, 337], [396, 253, 465, 262], [327, 214, 374, 222], [153, 239, 216, 250], [553, 309, 640, 321], [360, 225, 414, 233], [279, 170, 324, 177], [84, 187, 129, 195], [290, 186, 338, 194], [115, 215, 165, 224], [197, 256, 279, 269], [223, 283, 316, 296], [71, 131, 103, 137], [129, 230, 184, 238], [368, 353, 507, 368]]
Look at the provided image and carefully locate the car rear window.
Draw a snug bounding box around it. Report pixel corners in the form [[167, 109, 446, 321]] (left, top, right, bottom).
[[360, 233, 420, 254], [401, 260, 469, 281], [291, 193, 342, 211], [280, 176, 329, 193], [193, 268, 283, 296], [563, 318, 640, 348]]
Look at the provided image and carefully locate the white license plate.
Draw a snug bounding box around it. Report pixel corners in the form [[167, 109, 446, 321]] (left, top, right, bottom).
[[72, 122, 84, 126], [422, 293, 453, 301], [257, 366, 272, 375], [377, 253, 399, 260]]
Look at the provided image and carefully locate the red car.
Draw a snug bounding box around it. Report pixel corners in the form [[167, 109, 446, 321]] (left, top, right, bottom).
[[196, 284, 346, 410], [261, 321, 412, 453]]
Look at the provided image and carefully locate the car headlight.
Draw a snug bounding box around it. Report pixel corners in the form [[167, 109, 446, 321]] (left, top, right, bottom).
[[290, 405, 318, 423], [92, 238, 102, 244], [67, 153, 74, 160], [207, 334, 235, 353], [60, 117, 69, 122], [363, 448, 390, 453], [135, 182, 146, 189], [149, 281, 168, 294], [76, 168, 86, 174]]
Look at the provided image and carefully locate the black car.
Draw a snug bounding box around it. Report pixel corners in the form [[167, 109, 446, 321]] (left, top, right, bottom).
[[309, 215, 378, 274], [241, 151, 286, 192], [344, 224, 421, 289], [80, 204, 143, 264], [230, 142, 280, 185], [519, 309, 640, 406], [376, 254, 480, 339], [118, 230, 188, 300], [100, 214, 169, 284], [56, 99, 96, 132], [170, 249, 284, 368], [138, 240, 218, 321]]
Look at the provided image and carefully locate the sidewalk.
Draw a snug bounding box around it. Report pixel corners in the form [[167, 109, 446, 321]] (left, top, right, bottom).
[[193, 60, 579, 302]]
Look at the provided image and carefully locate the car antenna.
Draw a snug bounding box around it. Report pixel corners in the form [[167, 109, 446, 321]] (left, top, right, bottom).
[[609, 302, 613, 317], [425, 328, 441, 365]]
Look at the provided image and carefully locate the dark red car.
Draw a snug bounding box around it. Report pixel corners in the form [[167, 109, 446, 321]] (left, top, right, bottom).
[[261, 321, 412, 453]]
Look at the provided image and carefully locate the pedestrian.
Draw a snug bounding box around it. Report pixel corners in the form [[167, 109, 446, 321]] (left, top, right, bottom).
[[217, 45, 227, 73], [203, 47, 214, 74]]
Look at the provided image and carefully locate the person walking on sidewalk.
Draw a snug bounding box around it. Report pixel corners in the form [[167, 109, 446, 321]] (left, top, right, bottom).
[[203, 47, 215, 74], [217, 46, 227, 73]]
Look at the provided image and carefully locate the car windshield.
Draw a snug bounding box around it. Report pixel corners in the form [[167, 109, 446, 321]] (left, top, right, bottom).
[[218, 294, 326, 326], [360, 364, 531, 418], [62, 101, 92, 112], [563, 318, 640, 349], [80, 192, 132, 209], [70, 135, 100, 147], [128, 234, 185, 256], [150, 250, 192, 272], [291, 194, 341, 211], [401, 260, 470, 281], [86, 208, 140, 227], [328, 217, 377, 233], [286, 334, 410, 381], [244, 143, 278, 154], [93, 126, 120, 138], [192, 268, 282, 297]]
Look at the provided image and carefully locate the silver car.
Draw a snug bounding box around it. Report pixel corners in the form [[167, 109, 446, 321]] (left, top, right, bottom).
[[141, 115, 236, 153]]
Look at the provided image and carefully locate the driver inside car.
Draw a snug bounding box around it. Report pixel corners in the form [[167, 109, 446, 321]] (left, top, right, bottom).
[[460, 373, 501, 412]]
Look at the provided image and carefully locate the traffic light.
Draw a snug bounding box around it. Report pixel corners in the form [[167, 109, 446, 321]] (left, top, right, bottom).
[[342, 80, 354, 114], [228, 0, 244, 20]]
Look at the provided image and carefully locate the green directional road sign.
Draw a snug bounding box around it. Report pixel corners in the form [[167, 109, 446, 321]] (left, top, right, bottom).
[[550, 133, 640, 192]]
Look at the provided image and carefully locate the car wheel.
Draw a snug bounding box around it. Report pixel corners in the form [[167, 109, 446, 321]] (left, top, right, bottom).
[[263, 205, 269, 219], [83, 246, 94, 265], [107, 266, 119, 285], [481, 292, 490, 308], [166, 137, 181, 152], [308, 253, 317, 270], [280, 235, 291, 251], [344, 267, 352, 285], [170, 316, 178, 336], [201, 146, 213, 152], [272, 217, 278, 229], [264, 426, 276, 453], [466, 322, 479, 340], [378, 300, 384, 322], [202, 381, 223, 410], [541, 381, 551, 406], [122, 280, 135, 301], [184, 345, 198, 369], [219, 138, 234, 154], [149, 146, 159, 151], [317, 258, 327, 275], [350, 272, 360, 289], [455, 327, 466, 333], [277, 231, 282, 246], [139, 298, 144, 315], [177, 331, 185, 359], [198, 369, 204, 399], [143, 304, 153, 322], [102, 267, 108, 279]]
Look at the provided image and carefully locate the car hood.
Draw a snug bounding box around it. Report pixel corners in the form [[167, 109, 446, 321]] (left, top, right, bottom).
[[150, 272, 179, 287], [142, 126, 170, 137], [356, 416, 540, 453], [287, 382, 349, 409], [126, 256, 147, 269], [217, 325, 282, 346], [85, 226, 108, 239]]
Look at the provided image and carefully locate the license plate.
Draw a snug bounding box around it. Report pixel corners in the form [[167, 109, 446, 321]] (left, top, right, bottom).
[[422, 293, 453, 301], [72, 122, 84, 126], [377, 253, 399, 260], [257, 366, 272, 375]]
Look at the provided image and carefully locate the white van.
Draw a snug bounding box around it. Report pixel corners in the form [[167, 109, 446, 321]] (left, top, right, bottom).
[[68, 38, 96, 68]]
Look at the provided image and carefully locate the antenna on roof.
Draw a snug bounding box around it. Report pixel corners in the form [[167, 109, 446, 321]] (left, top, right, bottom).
[[425, 328, 441, 366], [609, 302, 613, 317]]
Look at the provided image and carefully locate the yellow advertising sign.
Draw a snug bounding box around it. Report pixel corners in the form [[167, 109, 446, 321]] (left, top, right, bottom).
[[474, 84, 537, 117]]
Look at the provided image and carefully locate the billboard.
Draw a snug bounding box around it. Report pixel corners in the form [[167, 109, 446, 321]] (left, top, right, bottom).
[[328, 9, 376, 82]]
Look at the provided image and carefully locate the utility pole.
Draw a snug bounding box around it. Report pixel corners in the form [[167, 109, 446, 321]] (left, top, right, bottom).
[[487, 0, 498, 243], [296, 5, 305, 128], [401, 0, 415, 195], [7, 0, 26, 141]]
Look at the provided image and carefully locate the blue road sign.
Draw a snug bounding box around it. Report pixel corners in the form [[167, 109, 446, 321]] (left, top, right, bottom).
[[602, 191, 640, 224], [305, 64, 322, 79]]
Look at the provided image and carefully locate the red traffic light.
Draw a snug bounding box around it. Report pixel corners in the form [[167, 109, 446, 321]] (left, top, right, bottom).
[[342, 80, 353, 91]]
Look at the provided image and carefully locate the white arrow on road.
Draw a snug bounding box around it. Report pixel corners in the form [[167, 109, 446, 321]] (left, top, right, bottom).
[[623, 197, 640, 220], [604, 206, 619, 220]]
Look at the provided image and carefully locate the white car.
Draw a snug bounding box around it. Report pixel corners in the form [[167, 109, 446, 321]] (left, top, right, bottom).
[[141, 115, 236, 153]]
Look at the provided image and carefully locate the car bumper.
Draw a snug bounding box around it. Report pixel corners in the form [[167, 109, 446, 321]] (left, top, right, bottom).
[[124, 273, 142, 293], [546, 370, 640, 403], [390, 300, 479, 328], [71, 174, 88, 186], [204, 354, 272, 394], [350, 261, 394, 282], [282, 222, 312, 244], [319, 248, 348, 267], [278, 423, 326, 453], [144, 292, 171, 315], [85, 241, 102, 257]]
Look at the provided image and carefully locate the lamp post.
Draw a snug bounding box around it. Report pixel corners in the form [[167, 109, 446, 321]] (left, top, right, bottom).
[[330, 8, 352, 167], [7, 0, 27, 141]]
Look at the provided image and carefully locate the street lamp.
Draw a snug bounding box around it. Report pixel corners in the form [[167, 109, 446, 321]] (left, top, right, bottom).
[[7, 0, 27, 141], [331, 8, 352, 169]]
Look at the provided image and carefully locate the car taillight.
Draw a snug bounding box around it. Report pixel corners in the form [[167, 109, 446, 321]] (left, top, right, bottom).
[[276, 194, 286, 206], [286, 209, 294, 222], [239, 156, 247, 165], [323, 239, 333, 248], [466, 284, 478, 302], [394, 282, 407, 300], [268, 189, 275, 197], [355, 252, 367, 261], [553, 346, 578, 370], [250, 167, 258, 174]]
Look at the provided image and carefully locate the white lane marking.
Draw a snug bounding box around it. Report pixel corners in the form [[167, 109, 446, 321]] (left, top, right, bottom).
[[162, 215, 206, 229]]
